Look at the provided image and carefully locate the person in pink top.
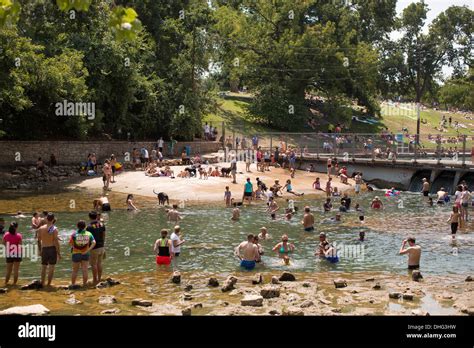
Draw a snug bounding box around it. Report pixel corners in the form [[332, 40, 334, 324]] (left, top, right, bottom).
[[2, 222, 22, 285]]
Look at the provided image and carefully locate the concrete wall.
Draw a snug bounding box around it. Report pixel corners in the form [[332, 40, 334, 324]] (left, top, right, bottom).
[[0, 141, 221, 167]]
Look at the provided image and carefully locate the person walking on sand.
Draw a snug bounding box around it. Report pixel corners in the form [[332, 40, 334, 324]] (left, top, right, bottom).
[[235, 234, 259, 270], [354, 172, 363, 195], [3, 222, 22, 285], [230, 156, 237, 184], [102, 159, 112, 190], [302, 206, 315, 232], [399, 237, 421, 270], [38, 213, 61, 287], [69, 220, 96, 287]]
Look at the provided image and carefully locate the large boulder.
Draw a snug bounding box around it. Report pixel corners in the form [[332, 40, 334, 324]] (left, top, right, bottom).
[[279, 272, 296, 282], [252, 273, 263, 285], [241, 295, 263, 307], [333, 279, 348, 288], [0, 304, 50, 316], [282, 306, 304, 316], [260, 286, 280, 299], [221, 276, 238, 292], [171, 271, 181, 284], [412, 271, 423, 282], [208, 278, 219, 287]]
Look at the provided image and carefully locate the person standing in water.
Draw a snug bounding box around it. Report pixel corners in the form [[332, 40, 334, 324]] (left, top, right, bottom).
[[154, 229, 173, 267], [167, 204, 182, 223], [267, 197, 279, 220], [354, 172, 363, 195], [170, 225, 185, 258], [86, 211, 106, 285], [224, 186, 232, 207], [38, 213, 61, 287], [69, 220, 96, 287], [371, 196, 383, 210], [421, 178, 430, 197], [272, 234, 295, 266], [399, 237, 421, 270], [231, 202, 240, 221], [3, 222, 22, 285], [302, 206, 315, 232], [235, 234, 259, 270], [126, 194, 138, 211], [447, 206, 462, 240], [258, 227, 270, 240]]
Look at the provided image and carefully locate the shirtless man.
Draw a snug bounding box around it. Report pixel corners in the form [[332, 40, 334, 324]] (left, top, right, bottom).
[[167, 204, 182, 224], [302, 206, 315, 232], [436, 187, 448, 204], [399, 237, 421, 270], [267, 197, 279, 220], [231, 202, 240, 221], [37, 213, 61, 287], [421, 178, 430, 197], [235, 234, 259, 270], [258, 227, 270, 240]]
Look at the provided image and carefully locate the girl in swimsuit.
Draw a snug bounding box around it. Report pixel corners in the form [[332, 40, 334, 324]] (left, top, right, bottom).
[[154, 229, 173, 266], [272, 235, 295, 265], [284, 180, 304, 196]]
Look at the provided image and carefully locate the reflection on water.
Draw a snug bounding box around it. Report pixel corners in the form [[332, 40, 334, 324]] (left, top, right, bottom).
[[0, 191, 472, 279]]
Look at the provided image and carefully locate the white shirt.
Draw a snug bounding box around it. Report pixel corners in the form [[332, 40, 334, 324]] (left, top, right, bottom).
[[158, 139, 164, 147], [454, 190, 462, 203], [170, 232, 181, 254], [143, 149, 149, 158]]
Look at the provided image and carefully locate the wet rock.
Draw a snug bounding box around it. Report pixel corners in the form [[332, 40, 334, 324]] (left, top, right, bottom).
[[68, 284, 81, 290], [132, 299, 153, 307], [98, 295, 117, 305], [282, 306, 304, 316], [183, 294, 193, 301], [184, 283, 193, 292], [241, 295, 263, 307], [441, 293, 453, 300], [193, 303, 203, 309], [365, 277, 375, 282], [101, 308, 120, 315], [300, 300, 314, 308], [269, 310, 280, 316], [65, 295, 82, 305], [331, 308, 342, 313], [302, 282, 311, 288], [0, 304, 50, 316], [105, 277, 120, 286], [465, 276, 473, 282], [279, 272, 296, 282], [208, 277, 219, 287], [221, 276, 238, 292], [252, 273, 263, 285], [182, 307, 192, 316], [466, 308, 474, 316], [20, 280, 42, 290], [411, 309, 430, 316], [260, 286, 280, 299], [372, 283, 381, 290], [402, 293, 414, 301], [389, 292, 402, 299], [333, 279, 347, 288], [287, 293, 300, 303], [0, 288, 7, 294], [350, 289, 359, 294], [271, 276, 280, 284], [412, 271, 423, 282], [319, 298, 331, 305], [171, 271, 181, 284]]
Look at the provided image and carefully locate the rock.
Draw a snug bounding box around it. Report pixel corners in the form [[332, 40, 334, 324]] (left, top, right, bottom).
[[287, 293, 300, 302], [68, 284, 81, 290], [221, 276, 238, 292], [252, 273, 263, 285], [365, 277, 375, 281], [208, 277, 219, 287], [319, 298, 331, 305], [331, 308, 342, 313], [412, 309, 430, 316], [260, 286, 280, 299], [466, 308, 474, 316], [402, 293, 414, 301], [0, 304, 50, 316], [101, 308, 120, 315], [183, 294, 193, 301], [96, 278, 121, 289], [171, 271, 181, 284], [271, 276, 280, 284], [282, 306, 304, 316], [302, 282, 311, 288], [372, 283, 382, 290], [20, 280, 42, 290], [465, 276, 473, 282], [132, 299, 153, 307], [350, 289, 359, 294], [300, 300, 314, 308], [98, 295, 117, 305], [441, 293, 453, 300], [389, 292, 402, 299], [106, 277, 120, 286], [269, 310, 280, 315], [0, 288, 7, 294], [333, 279, 347, 288], [412, 270, 423, 282], [279, 272, 296, 282], [184, 284, 193, 292], [11, 169, 22, 175], [193, 303, 203, 309], [65, 295, 82, 305], [182, 307, 192, 316], [241, 295, 263, 307]]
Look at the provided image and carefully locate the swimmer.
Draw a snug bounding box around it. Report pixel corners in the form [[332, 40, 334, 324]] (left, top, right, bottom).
[[428, 197, 433, 206], [154, 229, 173, 267], [355, 203, 365, 223], [14, 211, 26, 219], [284, 179, 304, 196], [231, 202, 240, 221], [332, 186, 340, 197], [126, 194, 138, 211], [167, 204, 182, 223], [321, 213, 342, 224], [370, 196, 383, 210], [399, 237, 421, 271], [358, 230, 365, 241], [267, 197, 279, 220], [272, 234, 295, 265], [94, 196, 111, 212], [235, 234, 259, 270], [302, 206, 315, 232], [436, 188, 448, 204], [258, 227, 270, 240], [285, 208, 293, 220], [447, 206, 461, 240], [323, 198, 332, 212], [31, 212, 41, 230]]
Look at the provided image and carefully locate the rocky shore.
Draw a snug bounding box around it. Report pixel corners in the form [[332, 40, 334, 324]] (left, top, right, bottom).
[[0, 272, 472, 316], [0, 165, 82, 190]]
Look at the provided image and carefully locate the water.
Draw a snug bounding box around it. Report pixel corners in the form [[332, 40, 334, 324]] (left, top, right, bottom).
[[1, 191, 472, 279]]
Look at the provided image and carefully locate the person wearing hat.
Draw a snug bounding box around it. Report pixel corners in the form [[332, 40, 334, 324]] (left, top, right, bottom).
[[421, 178, 430, 197], [370, 196, 383, 209]]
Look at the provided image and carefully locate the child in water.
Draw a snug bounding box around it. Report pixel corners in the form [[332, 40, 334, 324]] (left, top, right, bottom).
[[224, 186, 232, 207], [231, 202, 240, 221], [447, 206, 461, 240]]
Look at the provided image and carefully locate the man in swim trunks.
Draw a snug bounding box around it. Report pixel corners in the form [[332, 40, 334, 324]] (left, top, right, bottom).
[[154, 229, 173, 267], [302, 206, 315, 232], [235, 234, 259, 270], [421, 178, 430, 197], [37, 213, 61, 287], [167, 204, 182, 224], [399, 237, 421, 270], [436, 188, 448, 204]]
